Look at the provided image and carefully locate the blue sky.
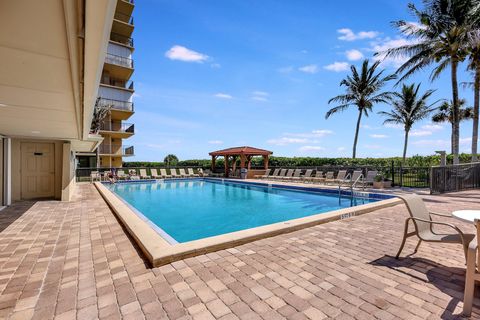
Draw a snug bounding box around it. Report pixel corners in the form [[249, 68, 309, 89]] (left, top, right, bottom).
[[128, 0, 476, 161]]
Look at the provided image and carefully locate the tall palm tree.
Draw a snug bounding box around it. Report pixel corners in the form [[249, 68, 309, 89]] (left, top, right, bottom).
[[379, 0, 474, 164], [466, 30, 480, 161], [378, 83, 439, 163], [432, 99, 473, 153], [325, 59, 395, 158]]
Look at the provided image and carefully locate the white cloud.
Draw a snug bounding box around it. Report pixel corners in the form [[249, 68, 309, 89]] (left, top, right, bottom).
[[409, 124, 444, 137], [421, 123, 444, 131], [345, 49, 364, 61], [410, 129, 432, 137], [324, 62, 349, 72], [287, 129, 334, 138], [214, 93, 233, 99], [298, 64, 319, 74], [337, 28, 379, 41], [299, 146, 325, 152], [384, 123, 403, 129], [208, 140, 223, 145], [252, 91, 269, 96], [252, 96, 268, 102], [412, 137, 471, 148], [370, 134, 388, 138], [267, 137, 308, 146], [337, 147, 346, 151], [165, 45, 209, 63]]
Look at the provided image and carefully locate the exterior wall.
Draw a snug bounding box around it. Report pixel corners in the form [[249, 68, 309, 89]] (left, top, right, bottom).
[[0, 138, 3, 206], [11, 139, 63, 201], [61, 143, 76, 202]]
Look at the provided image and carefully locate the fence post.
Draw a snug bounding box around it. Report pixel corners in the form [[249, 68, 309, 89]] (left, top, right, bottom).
[[391, 161, 395, 187]]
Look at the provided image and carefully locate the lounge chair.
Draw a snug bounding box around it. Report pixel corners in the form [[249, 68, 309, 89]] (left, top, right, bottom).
[[160, 168, 171, 179], [254, 169, 271, 179], [170, 169, 179, 178], [339, 170, 363, 188], [310, 171, 325, 183], [463, 221, 480, 317], [363, 170, 378, 187], [139, 169, 151, 179], [280, 169, 295, 181], [117, 170, 127, 180], [300, 169, 313, 183], [272, 169, 287, 180], [150, 169, 163, 179], [326, 170, 347, 185], [286, 169, 303, 181], [178, 168, 188, 177], [188, 168, 199, 177], [395, 194, 474, 262], [197, 168, 206, 177], [90, 171, 100, 183], [263, 168, 280, 180]]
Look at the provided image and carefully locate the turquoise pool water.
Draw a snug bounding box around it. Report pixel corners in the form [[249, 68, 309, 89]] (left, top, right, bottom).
[[107, 179, 379, 243]]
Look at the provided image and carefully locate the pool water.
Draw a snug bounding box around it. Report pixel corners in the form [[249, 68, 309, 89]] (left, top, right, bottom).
[[108, 179, 379, 243]]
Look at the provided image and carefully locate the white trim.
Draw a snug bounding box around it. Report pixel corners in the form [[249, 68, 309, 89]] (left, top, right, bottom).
[[4, 138, 11, 206]]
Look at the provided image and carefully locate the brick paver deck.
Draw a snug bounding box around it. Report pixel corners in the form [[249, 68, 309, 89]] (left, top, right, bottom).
[[1, 184, 479, 319]]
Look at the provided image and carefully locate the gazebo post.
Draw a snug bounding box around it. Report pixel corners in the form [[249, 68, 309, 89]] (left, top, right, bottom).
[[211, 155, 216, 171], [240, 154, 246, 169], [246, 155, 252, 170], [224, 155, 229, 177], [263, 155, 269, 170]]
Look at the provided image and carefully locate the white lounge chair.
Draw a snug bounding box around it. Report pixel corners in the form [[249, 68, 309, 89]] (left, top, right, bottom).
[[339, 170, 363, 188], [272, 169, 288, 180], [280, 169, 295, 181], [170, 169, 179, 178], [160, 168, 171, 179], [363, 170, 378, 187], [286, 169, 302, 181], [197, 168, 206, 177], [263, 168, 280, 179], [178, 168, 188, 177], [150, 169, 163, 179], [139, 169, 151, 179], [326, 170, 347, 185], [90, 171, 100, 183], [117, 170, 127, 180], [187, 168, 199, 177], [254, 169, 271, 179]]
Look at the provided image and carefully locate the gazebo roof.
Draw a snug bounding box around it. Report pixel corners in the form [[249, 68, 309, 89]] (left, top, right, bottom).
[[209, 146, 273, 156]]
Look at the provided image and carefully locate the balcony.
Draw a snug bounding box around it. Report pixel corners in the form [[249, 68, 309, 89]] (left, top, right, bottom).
[[98, 98, 134, 112], [110, 32, 133, 47], [98, 144, 134, 157], [99, 122, 134, 138], [112, 12, 134, 38], [105, 53, 133, 68], [100, 78, 134, 91]]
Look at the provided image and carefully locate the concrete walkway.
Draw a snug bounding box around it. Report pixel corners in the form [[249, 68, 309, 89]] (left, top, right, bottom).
[[0, 184, 479, 319]]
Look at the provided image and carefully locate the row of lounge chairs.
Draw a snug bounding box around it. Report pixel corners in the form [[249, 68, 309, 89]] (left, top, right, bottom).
[[92, 168, 207, 182], [254, 168, 379, 188]]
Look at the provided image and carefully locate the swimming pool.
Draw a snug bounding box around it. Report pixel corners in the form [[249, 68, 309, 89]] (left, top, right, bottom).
[[107, 179, 384, 243]]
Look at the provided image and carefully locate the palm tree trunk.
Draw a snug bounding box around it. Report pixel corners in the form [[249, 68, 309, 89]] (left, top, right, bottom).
[[352, 110, 363, 159], [451, 60, 460, 164], [402, 129, 409, 164], [472, 67, 480, 162]]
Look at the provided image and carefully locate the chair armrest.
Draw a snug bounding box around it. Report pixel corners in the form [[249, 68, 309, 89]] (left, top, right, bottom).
[[410, 217, 466, 237], [469, 235, 478, 252], [429, 211, 452, 218]]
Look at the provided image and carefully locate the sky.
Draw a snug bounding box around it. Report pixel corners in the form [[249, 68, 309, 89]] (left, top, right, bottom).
[[128, 0, 476, 161]]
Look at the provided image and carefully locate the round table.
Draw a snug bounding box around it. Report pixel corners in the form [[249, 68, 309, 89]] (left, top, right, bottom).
[[452, 210, 480, 223]]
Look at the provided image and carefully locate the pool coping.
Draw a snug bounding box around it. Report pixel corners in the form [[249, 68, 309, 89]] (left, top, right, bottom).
[[94, 180, 403, 267]]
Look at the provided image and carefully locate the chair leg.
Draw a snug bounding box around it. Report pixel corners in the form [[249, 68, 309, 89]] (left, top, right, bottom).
[[463, 249, 477, 317], [396, 220, 410, 259], [414, 239, 422, 254]]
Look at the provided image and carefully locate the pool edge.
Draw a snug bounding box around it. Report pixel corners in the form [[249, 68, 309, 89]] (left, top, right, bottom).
[[94, 181, 402, 267]]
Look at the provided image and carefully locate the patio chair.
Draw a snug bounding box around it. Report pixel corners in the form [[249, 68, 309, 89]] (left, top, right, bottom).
[[286, 169, 303, 181], [300, 169, 313, 183], [310, 171, 326, 183], [188, 168, 199, 177], [264, 168, 280, 180], [150, 169, 162, 179], [328, 170, 347, 185], [395, 194, 474, 262], [197, 168, 206, 177], [254, 169, 271, 179], [160, 168, 171, 179], [273, 169, 287, 180], [280, 169, 295, 181], [128, 169, 140, 180], [90, 171, 100, 183], [170, 169, 179, 178], [363, 170, 378, 187], [178, 168, 188, 177], [139, 169, 151, 179], [117, 170, 127, 180], [339, 170, 363, 188], [463, 220, 480, 317]]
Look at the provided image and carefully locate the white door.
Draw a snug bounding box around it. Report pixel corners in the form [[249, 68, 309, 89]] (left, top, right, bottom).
[[21, 142, 55, 199]]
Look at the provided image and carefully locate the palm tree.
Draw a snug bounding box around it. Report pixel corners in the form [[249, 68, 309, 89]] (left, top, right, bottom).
[[378, 83, 439, 163], [325, 59, 395, 158], [432, 99, 473, 153], [379, 0, 474, 164], [466, 30, 480, 161], [164, 154, 179, 166]]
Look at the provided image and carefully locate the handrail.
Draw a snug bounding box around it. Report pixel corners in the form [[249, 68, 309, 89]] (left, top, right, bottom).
[[105, 53, 133, 68], [99, 122, 134, 133], [100, 78, 134, 91], [98, 97, 134, 112], [98, 144, 134, 156], [110, 32, 133, 47]]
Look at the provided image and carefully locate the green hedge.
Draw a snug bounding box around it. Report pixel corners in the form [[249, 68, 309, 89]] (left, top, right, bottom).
[[124, 153, 474, 168]]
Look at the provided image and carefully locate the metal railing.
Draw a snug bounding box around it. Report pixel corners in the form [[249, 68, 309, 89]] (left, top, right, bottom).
[[100, 78, 134, 90], [110, 32, 133, 47], [98, 98, 134, 112], [99, 122, 134, 133], [114, 11, 134, 25], [98, 144, 134, 156], [430, 162, 480, 194], [120, 0, 134, 4], [105, 53, 133, 68]]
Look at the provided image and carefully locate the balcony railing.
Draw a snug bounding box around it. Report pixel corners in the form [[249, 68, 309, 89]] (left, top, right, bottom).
[[100, 122, 134, 134], [98, 98, 134, 112], [114, 11, 134, 25], [98, 144, 134, 156], [121, 0, 134, 4], [100, 78, 134, 91], [105, 53, 133, 68], [110, 32, 133, 47]]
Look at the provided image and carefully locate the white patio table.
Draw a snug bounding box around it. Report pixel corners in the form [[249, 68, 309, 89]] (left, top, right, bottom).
[[452, 210, 480, 224]]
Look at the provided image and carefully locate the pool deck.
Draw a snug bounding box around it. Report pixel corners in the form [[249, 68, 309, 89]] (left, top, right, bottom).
[[1, 183, 480, 319]]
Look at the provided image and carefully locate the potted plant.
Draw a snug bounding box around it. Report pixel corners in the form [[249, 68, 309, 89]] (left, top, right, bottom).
[[373, 174, 392, 189]]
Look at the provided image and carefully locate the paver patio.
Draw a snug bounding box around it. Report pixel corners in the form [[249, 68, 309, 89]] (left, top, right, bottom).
[[0, 183, 479, 320]]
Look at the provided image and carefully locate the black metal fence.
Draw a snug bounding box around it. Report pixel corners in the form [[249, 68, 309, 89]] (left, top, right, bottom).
[[430, 162, 480, 194]]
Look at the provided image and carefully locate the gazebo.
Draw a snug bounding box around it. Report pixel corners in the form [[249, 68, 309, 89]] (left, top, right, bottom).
[[209, 146, 273, 178]]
